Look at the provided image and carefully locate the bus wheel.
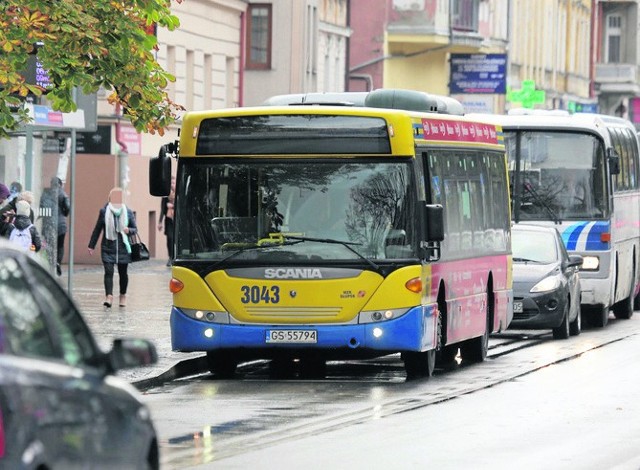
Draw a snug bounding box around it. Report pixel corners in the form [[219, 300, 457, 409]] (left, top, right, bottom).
[[613, 276, 635, 320], [460, 305, 490, 364], [436, 345, 459, 368], [590, 306, 609, 328], [206, 351, 238, 379], [402, 349, 436, 380]]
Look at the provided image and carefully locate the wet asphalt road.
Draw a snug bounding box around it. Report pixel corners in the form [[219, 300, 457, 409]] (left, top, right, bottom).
[[66, 259, 204, 384]]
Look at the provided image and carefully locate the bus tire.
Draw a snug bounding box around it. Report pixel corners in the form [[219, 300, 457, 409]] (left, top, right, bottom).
[[460, 317, 489, 363], [613, 275, 635, 320], [206, 351, 238, 378], [402, 349, 436, 379], [589, 306, 609, 328], [460, 289, 493, 363], [436, 345, 459, 368]]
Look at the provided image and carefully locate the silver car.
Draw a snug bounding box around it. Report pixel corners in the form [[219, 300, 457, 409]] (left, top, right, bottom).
[[0, 241, 159, 469]]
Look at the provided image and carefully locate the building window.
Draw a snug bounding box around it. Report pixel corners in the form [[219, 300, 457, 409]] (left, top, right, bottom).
[[452, 0, 479, 33], [606, 14, 622, 63], [246, 4, 272, 70]]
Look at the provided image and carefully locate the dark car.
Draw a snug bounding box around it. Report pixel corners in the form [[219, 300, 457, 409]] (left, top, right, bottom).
[[511, 224, 583, 339], [0, 241, 159, 469]]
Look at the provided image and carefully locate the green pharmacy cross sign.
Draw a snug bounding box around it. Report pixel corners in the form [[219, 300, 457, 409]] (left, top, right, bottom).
[[507, 80, 545, 108]]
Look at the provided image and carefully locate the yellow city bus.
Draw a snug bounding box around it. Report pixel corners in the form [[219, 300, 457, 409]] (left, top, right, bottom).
[[150, 89, 513, 379]]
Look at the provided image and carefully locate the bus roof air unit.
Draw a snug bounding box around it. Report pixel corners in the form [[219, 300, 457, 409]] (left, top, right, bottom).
[[263, 89, 464, 115]]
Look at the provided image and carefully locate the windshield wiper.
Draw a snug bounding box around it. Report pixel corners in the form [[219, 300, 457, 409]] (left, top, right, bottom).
[[283, 235, 382, 273], [521, 182, 561, 224], [512, 256, 543, 264], [209, 239, 304, 269]]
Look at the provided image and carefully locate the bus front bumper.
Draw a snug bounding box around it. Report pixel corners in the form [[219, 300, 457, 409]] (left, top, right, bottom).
[[170, 305, 437, 354]]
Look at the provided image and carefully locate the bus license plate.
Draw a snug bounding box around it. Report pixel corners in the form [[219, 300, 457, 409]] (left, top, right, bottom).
[[266, 330, 317, 344], [513, 301, 523, 313]]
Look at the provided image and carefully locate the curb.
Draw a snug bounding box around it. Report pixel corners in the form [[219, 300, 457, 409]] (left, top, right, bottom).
[[133, 355, 209, 391]]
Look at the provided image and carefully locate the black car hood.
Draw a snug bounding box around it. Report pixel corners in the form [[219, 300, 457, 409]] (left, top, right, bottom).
[[513, 262, 560, 288]]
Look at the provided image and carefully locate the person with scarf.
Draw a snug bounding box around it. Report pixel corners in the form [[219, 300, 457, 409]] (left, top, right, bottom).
[[87, 187, 138, 308]]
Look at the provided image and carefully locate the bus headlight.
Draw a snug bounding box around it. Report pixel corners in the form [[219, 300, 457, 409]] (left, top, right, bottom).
[[358, 308, 410, 324], [581, 256, 599, 271], [181, 308, 231, 324]]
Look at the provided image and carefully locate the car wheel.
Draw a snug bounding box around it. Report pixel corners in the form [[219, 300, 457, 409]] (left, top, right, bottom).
[[206, 351, 238, 378], [403, 349, 436, 380], [552, 302, 570, 340], [569, 304, 581, 336]]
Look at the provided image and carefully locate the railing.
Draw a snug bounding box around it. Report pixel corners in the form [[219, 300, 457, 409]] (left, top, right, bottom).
[[388, 0, 479, 35], [594, 63, 639, 83]]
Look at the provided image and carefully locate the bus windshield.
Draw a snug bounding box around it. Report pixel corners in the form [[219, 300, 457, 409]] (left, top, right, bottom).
[[176, 159, 418, 262], [505, 131, 608, 221]]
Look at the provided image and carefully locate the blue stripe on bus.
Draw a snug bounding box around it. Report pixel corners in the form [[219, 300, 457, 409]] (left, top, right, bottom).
[[562, 222, 586, 250], [561, 221, 609, 251], [586, 221, 609, 250]]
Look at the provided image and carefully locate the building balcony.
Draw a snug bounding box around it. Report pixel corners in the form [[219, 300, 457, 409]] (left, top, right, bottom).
[[387, 0, 483, 52], [594, 63, 640, 83], [594, 63, 640, 95]]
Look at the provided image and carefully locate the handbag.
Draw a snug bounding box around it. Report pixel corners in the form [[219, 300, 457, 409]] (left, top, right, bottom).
[[129, 233, 150, 262]]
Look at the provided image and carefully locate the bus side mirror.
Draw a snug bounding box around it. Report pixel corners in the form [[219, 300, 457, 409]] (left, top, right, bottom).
[[149, 145, 172, 196], [421, 204, 444, 262], [608, 148, 620, 175], [425, 204, 444, 242]]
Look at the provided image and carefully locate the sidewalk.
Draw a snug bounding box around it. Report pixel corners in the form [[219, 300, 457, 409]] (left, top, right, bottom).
[[67, 258, 206, 387]]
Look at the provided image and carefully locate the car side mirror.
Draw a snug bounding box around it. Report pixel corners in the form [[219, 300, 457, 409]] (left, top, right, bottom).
[[566, 254, 583, 269], [109, 338, 158, 372]]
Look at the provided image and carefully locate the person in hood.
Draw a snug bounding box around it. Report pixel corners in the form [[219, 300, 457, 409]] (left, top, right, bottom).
[[10, 200, 42, 252]]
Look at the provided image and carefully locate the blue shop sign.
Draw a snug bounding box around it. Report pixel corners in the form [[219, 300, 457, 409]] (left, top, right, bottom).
[[450, 54, 507, 94]]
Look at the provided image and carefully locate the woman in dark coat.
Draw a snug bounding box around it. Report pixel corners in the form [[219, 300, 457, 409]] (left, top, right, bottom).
[[88, 187, 138, 308]]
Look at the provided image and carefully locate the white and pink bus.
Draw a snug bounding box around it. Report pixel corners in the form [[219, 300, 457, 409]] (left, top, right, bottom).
[[473, 110, 640, 327]]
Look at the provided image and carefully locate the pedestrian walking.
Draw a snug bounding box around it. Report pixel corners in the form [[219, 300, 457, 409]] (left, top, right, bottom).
[[87, 187, 138, 309], [0, 183, 16, 238], [157, 175, 175, 266], [40, 177, 71, 276], [9, 200, 42, 252], [0, 187, 35, 223]]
